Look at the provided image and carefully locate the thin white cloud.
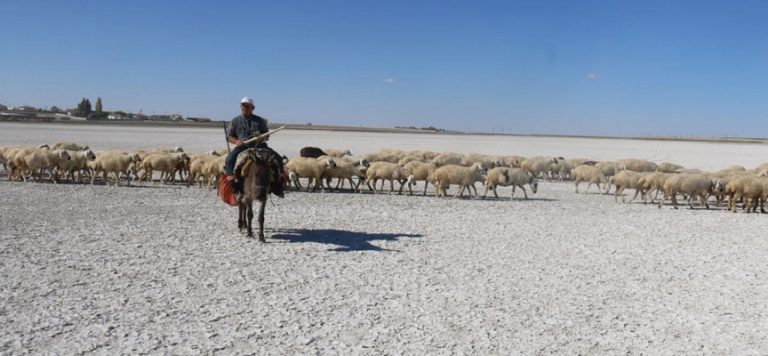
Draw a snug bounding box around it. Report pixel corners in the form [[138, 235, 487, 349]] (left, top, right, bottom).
[[586, 73, 600, 80], [384, 78, 397, 84]]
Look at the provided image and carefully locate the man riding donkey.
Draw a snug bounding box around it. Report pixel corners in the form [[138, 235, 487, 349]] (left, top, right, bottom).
[[222, 97, 286, 200]]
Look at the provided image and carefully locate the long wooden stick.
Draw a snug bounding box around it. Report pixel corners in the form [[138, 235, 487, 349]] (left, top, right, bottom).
[[243, 125, 288, 145], [223, 121, 231, 154]]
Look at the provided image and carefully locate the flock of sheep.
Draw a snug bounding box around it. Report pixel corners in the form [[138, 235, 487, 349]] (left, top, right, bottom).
[[2, 142, 768, 213]]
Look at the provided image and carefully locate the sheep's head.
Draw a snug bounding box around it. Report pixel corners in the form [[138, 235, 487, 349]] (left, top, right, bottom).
[[407, 174, 417, 186], [360, 159, 370, 168], [209, 150, 220, 156], [130, 153, 142, 162], [529, 177, 539, 194], [84, 149, 96, 161], [712, 179, 725, 194], [325, 159, 337, 168], [178, 152, 190, 161], [343, 149, 352, 156], [38, 144, 50, 149], [174, 146, 184, 153], [474, 162, 487, 175]]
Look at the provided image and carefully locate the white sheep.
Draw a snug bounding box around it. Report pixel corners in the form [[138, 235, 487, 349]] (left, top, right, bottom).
[[138, 152, 190, 183], [496, 155, 527, 168], [616, 158, 658, 172], [482, 167, 538, 199], [363, 161, 414, 195], [724, 176, 764, 213], [187, 154, 219, 187], [520, 156, 558, 179], [431, 152, 464, 167], [403, 160, 437, 196], [571, 164, 607, 194], [13, 148, 71, 183], [199, 156, 226, 189], [285, 157, 337, 192], [431, 162, 486, 198], [51, 142, 89, 151], [638, 172, 674, 204], [55, 149, 96, 183], [323, 148, 352, 158], [323, 157, 368, 192], [595, 161, 618, 178], [608, 170, 650, 203], [461, 153, 500, 169], [658, 173, 717, 210], [482, 167, 513, 198], [657, 162, 684, 173], [90, 151, 142, 186]]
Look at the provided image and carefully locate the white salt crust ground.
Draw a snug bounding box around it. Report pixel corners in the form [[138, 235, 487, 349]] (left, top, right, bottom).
[[1, 122, 768, 354]]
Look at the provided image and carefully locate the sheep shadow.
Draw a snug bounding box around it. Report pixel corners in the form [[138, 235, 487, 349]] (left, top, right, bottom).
[[477, 196, 558, 202], [269, 228, 423, 252]]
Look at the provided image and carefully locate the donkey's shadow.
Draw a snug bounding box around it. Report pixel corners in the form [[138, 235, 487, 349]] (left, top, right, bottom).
[[269, 229, 423, 252]]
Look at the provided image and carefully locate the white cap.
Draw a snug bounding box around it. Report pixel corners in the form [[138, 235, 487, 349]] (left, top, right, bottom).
[[240, 97, 254, 105]]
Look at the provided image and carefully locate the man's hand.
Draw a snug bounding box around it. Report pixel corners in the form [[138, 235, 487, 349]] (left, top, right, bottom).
[[234, 139, 244, 147]]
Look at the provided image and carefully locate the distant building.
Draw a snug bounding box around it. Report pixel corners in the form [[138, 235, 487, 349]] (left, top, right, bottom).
[[107, 113, 129, 120], [0, 103, 7, 111], [186, 117, 212, 122]]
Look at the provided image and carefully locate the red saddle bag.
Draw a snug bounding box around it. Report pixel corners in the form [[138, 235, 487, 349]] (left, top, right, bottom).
[[218, 174, 238, 206]]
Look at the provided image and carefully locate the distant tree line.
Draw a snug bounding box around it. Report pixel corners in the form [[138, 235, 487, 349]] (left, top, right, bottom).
[[395, 125, 446, 132]]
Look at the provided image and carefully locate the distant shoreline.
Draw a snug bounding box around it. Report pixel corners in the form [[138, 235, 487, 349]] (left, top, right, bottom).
[[1, 118, 766, 145]]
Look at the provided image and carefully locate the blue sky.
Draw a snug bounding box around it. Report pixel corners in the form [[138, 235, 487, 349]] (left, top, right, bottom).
[[2, 0, 767, 136]]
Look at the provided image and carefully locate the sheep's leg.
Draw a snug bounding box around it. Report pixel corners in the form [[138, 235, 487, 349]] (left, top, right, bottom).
[[520, 186, 529, 199], [687, 194, 695, 209], [397, 179, 406, 195], [595, 182, 601, 193], [293, 175, 302, 190], [469, 183, 477, 197], [317, 176, 326, 193], [585, 182, 594, 193], [453, 185, 463, 199], [629, 189, 641, 203], [423, 181, 429, 196], [482, 185, 490, 198], [574, 181, 580, 194], [671, 193, 679, 209], [238, 201, 246, 232], [700, 193, 709, 209], [615, 187, 623, 202], [389, 179, 395, 194], [111, 171, 120, 187]]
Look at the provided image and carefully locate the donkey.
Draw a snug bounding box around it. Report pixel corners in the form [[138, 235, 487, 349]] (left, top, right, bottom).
[[237, 148, 282, 241]]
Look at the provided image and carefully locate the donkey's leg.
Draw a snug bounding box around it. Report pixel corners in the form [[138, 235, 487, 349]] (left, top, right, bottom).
[[246, 200, 254, 238], [238, 202, 245, 232], [258, 198, 266, 242]]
